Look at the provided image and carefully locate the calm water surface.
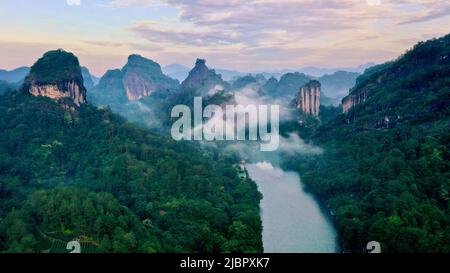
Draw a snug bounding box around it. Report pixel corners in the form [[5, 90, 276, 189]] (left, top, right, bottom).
[[246, 162, 338, 253]]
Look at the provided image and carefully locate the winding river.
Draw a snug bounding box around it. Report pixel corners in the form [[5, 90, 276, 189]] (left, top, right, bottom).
[[246, 162, 339, 253]]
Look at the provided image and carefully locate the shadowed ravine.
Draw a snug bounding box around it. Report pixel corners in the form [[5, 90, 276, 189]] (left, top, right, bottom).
[[246, 162, 339, 253]]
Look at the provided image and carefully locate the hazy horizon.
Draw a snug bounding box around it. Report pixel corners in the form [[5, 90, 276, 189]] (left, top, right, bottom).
[[1, 0, 449, 76]]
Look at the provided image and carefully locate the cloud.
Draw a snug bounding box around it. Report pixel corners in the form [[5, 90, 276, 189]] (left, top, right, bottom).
[[129, 23, 241, 46], [111, 0, 449, 71], [254, 161, 275, 170], [399, 2, 450, 24], [366, 0, 381, 6], [279, 133, 323, 155], [67, 0, 81, 6], [6, 0, 445, 75], [81, 40, 125, 47], [99, 0, 159, 8]]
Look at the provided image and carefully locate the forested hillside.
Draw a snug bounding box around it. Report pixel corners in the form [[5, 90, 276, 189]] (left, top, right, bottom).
[[0, 92, 262, 253], [284, 34, 450, 252]]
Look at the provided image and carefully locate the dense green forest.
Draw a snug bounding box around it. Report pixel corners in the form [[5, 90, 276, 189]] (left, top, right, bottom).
[[0, 91, 262, 253], [283, 34, 450, 252], [0, 81, 16, 95], [23, 50, 84, 85]]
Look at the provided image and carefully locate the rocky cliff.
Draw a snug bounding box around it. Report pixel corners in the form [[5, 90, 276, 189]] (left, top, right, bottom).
[[23, 49, 87, 106], [89, 55, 179, 105], [294, 80, 321, 116], [122, 54, 179, 101], [342, 89, 368, 113]]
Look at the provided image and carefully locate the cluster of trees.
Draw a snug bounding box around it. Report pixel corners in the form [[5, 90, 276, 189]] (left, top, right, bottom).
[[0, 81, 17, 96], [285, 123, 449, 252], [283, 34, 450, 252], [0, 91, 262, 253], [24, 49, 84, 85]]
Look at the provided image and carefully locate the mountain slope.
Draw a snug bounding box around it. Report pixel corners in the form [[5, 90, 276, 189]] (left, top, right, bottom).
[[284, 34, 450, 252], [89, 55, 179, 106], [180, 59, 230, 96], [0, 51, 262, 253], [81, 66, 95, 90], [122, 54, 179, 101]]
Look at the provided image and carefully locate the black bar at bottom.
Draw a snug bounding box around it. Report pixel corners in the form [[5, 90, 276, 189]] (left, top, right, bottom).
[[0, 253, 445, 272]]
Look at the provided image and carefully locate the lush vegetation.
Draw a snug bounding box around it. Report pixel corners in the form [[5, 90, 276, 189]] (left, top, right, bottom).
[[0, 91, 262, 253], [283, 34, 450, 252], [24, 49, 84, 85], [0, 80, 16, 95]]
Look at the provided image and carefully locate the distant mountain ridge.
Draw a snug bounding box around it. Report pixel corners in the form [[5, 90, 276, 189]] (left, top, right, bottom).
[[0, 66, 30, 83], [163, 62, 374, 82], [318, 71, 360, 99]]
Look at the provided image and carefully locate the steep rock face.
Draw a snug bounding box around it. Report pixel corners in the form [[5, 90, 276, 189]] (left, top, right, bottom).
[[90, 55, 179, 105], [122, 54, 179, 101], [294, 80, 321, 116], [342, 89, 368, 113], [29, 81, 85, 106], [181, 59, 230, 95], [123, 72, 155, 100], [23, 49, 86, 106]]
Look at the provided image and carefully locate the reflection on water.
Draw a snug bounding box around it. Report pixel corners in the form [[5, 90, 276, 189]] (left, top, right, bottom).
[[246, 162, 338, 253]]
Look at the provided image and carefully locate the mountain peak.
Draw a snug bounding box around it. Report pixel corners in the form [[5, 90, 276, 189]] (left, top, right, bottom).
[[195, 58, 206, 67], [27, 49, 83, 84], [120, 54, 178, 101], [90, 55, 179, 103], [181, 58, 230, 95], [23, 49, 87, 106], [125, 54, 162, 72]]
